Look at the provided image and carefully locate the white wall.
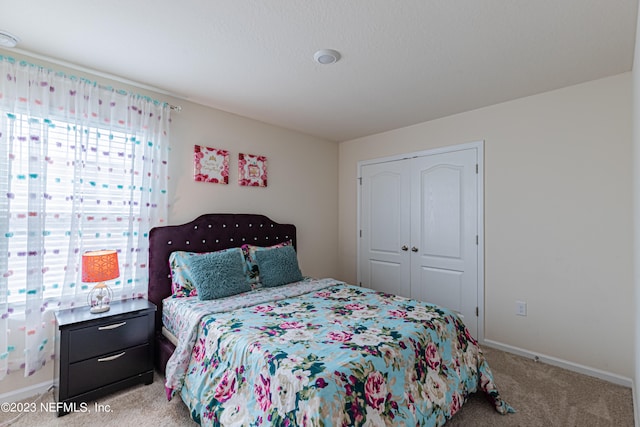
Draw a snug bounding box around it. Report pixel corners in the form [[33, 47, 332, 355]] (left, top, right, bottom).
[[632, 4, 640, 422], [339, 73, 633, 380], [168, 102, 339, 279], [0, 49, 339, 398]]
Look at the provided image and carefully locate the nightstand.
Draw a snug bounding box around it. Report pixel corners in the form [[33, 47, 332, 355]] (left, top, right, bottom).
[[54, 299, 156, 416]]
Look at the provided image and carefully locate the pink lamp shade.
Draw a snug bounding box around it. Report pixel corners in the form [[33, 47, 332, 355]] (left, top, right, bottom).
[[82, 250, 119, 283]]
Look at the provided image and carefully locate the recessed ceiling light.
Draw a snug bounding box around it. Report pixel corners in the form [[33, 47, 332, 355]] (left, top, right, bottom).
[[314, 49, 341, 65], [0, 30, 19, 48]]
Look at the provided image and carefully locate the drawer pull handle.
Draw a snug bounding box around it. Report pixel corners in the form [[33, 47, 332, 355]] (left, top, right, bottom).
[[98, 321, 127, 331], [98, 352, 126, 363]]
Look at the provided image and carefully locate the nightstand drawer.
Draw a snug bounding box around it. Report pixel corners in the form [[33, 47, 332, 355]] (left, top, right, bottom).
[[67, 343, 151, 397], [68, 314, 149, 363]]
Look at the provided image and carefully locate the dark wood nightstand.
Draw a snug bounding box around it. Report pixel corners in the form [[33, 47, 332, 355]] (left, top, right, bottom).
[[54, 299, 156, 416]]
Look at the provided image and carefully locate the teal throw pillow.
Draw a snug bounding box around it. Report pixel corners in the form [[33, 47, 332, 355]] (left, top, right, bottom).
[[187, 247, 251, 300], [254, 245, 303, 288], [241, 241, 292, 288]]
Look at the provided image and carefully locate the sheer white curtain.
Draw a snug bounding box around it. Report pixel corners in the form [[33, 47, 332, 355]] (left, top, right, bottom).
[[0, 55, 170, 379]]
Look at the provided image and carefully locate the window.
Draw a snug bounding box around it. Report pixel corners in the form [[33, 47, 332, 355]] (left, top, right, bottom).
[[2, 112, 151, 304], [0, 54, 169, 378]]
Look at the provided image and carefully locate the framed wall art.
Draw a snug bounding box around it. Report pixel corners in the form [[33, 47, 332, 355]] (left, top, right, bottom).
[[238, 153, 267, 187], [194, 145, 229, 184]]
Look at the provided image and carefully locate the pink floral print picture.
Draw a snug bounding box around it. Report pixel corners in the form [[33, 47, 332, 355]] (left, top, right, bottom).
[[194, 145, 229, 184], [238, 153, 267, 187]]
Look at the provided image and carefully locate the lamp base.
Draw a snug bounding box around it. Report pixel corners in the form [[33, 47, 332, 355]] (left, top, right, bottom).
[[90, 305, 110, 314]]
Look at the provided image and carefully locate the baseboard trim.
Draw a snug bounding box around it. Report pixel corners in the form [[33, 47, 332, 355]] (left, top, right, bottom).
[[482, 339, 633, 388], [0, 380, 53, 403]]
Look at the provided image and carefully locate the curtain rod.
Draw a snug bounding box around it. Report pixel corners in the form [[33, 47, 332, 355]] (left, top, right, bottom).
[[5, 48, 184, 113]]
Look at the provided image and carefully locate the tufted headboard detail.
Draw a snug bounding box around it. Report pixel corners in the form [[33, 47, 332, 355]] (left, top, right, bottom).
[[148, 213, 297, 332]]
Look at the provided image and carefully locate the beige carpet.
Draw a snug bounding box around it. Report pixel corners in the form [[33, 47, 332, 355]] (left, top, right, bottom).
[[448, 347, 634, 427], [0, 347, 634, 426]]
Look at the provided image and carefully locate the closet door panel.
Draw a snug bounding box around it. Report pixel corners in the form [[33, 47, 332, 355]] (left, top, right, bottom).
[[410, 149, 478, 336], [367, 260, 409, 298], [421, 165, 463, 263], [359, 161, 411, 297], [411, 267, 463, 314]]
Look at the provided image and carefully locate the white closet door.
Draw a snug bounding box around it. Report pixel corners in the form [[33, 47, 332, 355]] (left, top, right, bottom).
[[410, 148, 478, 337], [359, 160, 411, 297]]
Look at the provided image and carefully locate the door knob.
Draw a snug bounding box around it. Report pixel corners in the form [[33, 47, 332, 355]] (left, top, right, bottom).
[[411, 246, 418, 252], [401, 245, 408, 251]]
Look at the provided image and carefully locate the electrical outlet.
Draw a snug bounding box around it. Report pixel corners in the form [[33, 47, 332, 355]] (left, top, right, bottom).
[[516, 300, 527, 316]]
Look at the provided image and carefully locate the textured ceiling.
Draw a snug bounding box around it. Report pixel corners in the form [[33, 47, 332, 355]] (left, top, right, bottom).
[[0, 0, 637, 142]]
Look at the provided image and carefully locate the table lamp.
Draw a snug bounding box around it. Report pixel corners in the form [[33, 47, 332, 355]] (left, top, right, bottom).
[[82, 250, 119, 314]]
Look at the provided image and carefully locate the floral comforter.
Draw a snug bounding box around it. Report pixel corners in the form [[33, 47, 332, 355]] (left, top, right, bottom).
[[164, 278, 513, 426]]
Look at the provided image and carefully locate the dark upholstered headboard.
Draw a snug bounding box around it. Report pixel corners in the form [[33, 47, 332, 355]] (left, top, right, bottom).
[[148, 213, 296, 332]]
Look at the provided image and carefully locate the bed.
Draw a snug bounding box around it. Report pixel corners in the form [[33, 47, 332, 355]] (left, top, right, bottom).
[[148, 213, 513, 426]]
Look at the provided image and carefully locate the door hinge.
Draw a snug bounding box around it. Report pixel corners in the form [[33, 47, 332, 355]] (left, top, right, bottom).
[[476, 235, 478, 245], [359, 229, 362, 238], [476, 307, 479, 317], [475, 164, 478, 174], [358, 177, 362, 185]]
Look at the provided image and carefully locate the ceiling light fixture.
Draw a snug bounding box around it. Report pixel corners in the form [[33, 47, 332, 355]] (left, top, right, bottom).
[[0, 30, 19, 48], [314, 49, 341, 65]]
